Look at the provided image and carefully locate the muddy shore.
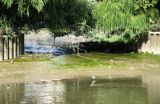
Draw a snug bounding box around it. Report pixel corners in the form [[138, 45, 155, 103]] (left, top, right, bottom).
[[0, 61, 150, 84]]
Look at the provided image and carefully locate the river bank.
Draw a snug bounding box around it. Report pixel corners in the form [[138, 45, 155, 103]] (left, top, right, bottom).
[[0, 52, 160, 84], [0, 61, 142, 84]]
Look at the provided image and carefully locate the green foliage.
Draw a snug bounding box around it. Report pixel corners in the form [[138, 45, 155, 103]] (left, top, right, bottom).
[[149, 24, 160, 31], [1, 0, 48, 15], [0, 0, 159, 41], [0, 16, 14, 36], [147, 8, 159, 19], [30, 0, 96, 36], [0, 0, 95, 37], [134, 0, 158, 13], [0, 0, 49, 35], [92, 0, 153, 43]]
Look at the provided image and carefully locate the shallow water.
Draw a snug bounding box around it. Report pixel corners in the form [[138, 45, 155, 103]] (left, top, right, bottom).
[[0, 78, 149, 104], [0, 52, 160, 104]]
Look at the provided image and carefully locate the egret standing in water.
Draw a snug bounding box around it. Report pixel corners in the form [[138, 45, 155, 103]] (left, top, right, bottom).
[[91, 75, 96, 80], [90, 75, 96, 87]]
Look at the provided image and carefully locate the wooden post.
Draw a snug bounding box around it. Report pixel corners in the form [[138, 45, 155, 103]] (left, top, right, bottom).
[[154, 33, 157, 52], [11, 37, 14, 59], [156, 33, 160, 53], [17, 36, 20, 56], [4, 36, 9, 60], [3, 37, 6, 60], [148, 32, 151, 53], [0, 32, 24, 61], [151, 34, 154, 53], [0, 39, 2, 60], [6, 37, 9, 59], [159, 34, 160, 53], [9, 37, 13, 59], [13, 37, 17, 58], [147, 31, 160, 54], [19, 36, 21, 55], [0, 31, 3, 60]]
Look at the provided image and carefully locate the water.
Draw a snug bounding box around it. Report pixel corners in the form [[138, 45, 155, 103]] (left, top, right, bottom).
[[1, 52, 160, 104], [0, 77, 154, 104], [24, 46, 66, 56]]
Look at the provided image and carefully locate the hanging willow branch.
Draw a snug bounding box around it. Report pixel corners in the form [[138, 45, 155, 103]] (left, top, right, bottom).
[[92, 0, 152, 43]]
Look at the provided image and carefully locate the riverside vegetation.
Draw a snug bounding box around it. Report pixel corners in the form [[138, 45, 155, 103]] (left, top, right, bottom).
[[0, 0, 160, 45], [0, 1, 160, 104]]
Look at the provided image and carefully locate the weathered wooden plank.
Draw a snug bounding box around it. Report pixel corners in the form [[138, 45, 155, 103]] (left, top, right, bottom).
[[4, 37, 9, 60], [153, 34, 156, 52], [0, 37, 3, 60], [9, 38, 13, 59], [13, 37, 17, 58], [158, 34, 160, 53], [139, 31, 160, 54], [0, 33, 24, 61], [149, 31, 160, 34], [11, 38, 14, 59], [17, 37, 20, 56]]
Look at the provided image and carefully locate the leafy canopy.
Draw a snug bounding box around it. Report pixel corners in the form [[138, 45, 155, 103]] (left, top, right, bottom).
[[0, 0, 95, 36], [92, 0, 158, 43], [1, 0, 48, 15]]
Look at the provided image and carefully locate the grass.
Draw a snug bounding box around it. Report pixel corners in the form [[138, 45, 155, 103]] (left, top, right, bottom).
[[1, 52, 160, 70], [50, 52, 160, 69], [0, 53, 53, 63]]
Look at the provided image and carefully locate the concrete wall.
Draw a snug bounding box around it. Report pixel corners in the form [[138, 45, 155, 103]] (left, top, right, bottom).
[[0, 34, 24, 61], [139, 31, 160, 54]]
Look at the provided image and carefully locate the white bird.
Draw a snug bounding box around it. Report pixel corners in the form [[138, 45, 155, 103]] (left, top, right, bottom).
[[91, 75, 96, 80], [6, 86, 10, 89]]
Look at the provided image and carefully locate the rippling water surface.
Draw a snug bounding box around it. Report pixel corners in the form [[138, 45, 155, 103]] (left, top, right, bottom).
[[0, 52, 160, 104], [0, 77, 157, 104]]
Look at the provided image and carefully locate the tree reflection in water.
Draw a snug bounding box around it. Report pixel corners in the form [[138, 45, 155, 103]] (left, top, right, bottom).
[[21, 81, 65, 104], [0, 81, 66, 104], [0, 76, 160, 104]]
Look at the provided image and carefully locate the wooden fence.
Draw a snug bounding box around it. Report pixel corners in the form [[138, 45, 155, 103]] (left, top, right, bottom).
[[0, 34, 24, 61], [139, 31, 160, 54]]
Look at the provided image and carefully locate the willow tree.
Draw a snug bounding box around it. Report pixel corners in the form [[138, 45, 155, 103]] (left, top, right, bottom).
[[92, 0, 158, 43]]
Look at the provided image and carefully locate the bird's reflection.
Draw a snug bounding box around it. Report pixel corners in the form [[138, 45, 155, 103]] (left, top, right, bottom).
[[90, 80, 96, 87]]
